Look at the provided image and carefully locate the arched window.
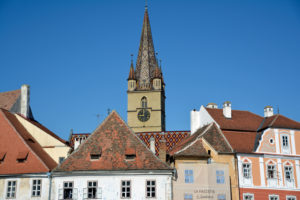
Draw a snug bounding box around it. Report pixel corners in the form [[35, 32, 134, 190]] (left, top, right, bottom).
[[141, 97, 147, 108]]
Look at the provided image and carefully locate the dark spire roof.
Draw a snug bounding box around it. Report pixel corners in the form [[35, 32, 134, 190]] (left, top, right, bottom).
[[135, 7, 158, 89], [128, 58, 135, 80]]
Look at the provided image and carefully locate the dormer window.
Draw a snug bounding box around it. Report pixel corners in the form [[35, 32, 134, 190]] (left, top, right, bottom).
[[17, 151, 28, 163], [90, 147, 102, 160], [0, 152, 6, 163], [125, 148, 136, 160]]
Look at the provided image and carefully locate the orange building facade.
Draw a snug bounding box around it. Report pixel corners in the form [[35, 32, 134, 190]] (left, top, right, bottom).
[[237, 128, 300, 200]]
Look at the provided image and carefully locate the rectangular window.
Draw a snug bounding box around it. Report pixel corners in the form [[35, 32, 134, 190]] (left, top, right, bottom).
[[218, 194, 226, 200], [243, 193, 254, 200], [282, 135, 289, 148], [243, 163, 251, 178], [87, 181, 97, 199], [32, 179, 41, 197], [216, 170, 225, 184], [184, 193, 193, 200], [184, 169, 194, 183], [269, 195, 279, 200], [6, 181, 17, 198], [284, 166, 293, 181], [121, 180, 131, 198], [287, 196, 296, 200], [267, 165, 276, 179], [146, 180, 156, 198], [63, 182, 73, 199]]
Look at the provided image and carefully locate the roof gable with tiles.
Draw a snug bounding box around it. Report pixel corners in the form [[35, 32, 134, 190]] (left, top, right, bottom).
[[55, 111, 171, 172], [0, 89, 21, 111], [0, 109, 57, 174]]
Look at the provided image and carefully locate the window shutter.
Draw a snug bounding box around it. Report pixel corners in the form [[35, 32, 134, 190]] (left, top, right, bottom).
[[97, 187, 102, 199], [165, 182, 171, 200], [73, 188, 78, 200], [58, 189, 63, 200], [83, 188, 87, 199]]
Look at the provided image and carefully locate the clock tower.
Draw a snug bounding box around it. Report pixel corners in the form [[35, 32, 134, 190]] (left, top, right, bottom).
[[127, 6, 166, 132]]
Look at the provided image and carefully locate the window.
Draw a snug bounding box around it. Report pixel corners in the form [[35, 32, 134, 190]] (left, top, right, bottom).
[[184, 169, 194, 183], [184, 193, 193, 200], [243, 193, 254, 200], [141, 97, 147, 108], [59, 157, 65, 164], [63, 182, 73, 199], [284, 166, 293, 181], [267, 165, 276, 179], [218, 194, 226, 200], [287, 196, 296, 200], [87, 181, 97, 199], [216, 170, 225, 184], [243, 163, 251, 178], [6, 181, 17, 198], [146, 180, 156, 198], [32, 179, 41, 197], [282, 135, 289, 148], [269, 195, 279, 200], [121, 180, 131, 198]]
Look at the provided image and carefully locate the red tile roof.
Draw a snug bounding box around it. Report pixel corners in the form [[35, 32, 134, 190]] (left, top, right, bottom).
[[169, 123, 233, 157], [0, 109, 57, 174], [169, 139, 209, 158], [222, 130, 257, 153], [206, 108, 263, 131], [259, 114, 300, 131], [55, 111, 172, 172], [0, 89, 20, 110]]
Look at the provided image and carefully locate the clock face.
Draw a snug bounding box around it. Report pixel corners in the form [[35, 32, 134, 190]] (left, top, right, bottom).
[[138, 109, 150, 122]]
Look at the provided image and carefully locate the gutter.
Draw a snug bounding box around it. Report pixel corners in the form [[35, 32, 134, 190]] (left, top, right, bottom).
[[47, 172, 52, 200]]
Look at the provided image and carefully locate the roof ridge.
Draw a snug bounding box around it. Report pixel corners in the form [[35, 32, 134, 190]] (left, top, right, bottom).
[[269, 114, 279, 127]]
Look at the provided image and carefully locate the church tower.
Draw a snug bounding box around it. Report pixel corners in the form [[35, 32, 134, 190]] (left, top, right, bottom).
[[127, 6, 166, 132]]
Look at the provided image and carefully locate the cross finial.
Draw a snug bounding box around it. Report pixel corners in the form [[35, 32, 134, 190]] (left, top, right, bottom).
[[130, 54, 133, 63], [145, 0, 148, 9]]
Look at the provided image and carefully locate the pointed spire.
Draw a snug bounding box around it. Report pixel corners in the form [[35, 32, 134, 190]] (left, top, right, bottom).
[[128, 54, 135, 80], [135, 6, 158, 89]]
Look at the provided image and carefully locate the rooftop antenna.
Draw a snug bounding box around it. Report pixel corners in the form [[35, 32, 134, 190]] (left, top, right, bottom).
[[277, 105, 280, 114]]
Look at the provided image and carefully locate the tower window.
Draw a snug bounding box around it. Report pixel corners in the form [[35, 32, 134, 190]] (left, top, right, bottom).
[[141, 97, 147, 108]]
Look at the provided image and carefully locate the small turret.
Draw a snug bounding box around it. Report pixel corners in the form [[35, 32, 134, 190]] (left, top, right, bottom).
[[152, 65, 161, 90], [128, 55, 137, 91]]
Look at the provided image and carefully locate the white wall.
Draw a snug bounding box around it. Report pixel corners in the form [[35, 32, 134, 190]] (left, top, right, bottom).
[[190, 105, 216, 134], [52, 173, 172, 200]]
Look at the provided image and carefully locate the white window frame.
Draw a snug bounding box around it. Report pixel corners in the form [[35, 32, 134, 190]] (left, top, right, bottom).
[[286, 196, 296, 200], [146, 180, 156, 198], [284, 165, 294, 182], [243, 193, 254, 200], [267, 164, 277, 179], [63, 181, 74, 200], [31, 179, 42, 197], [6, 180, 17, 199], [121, 180, 131, 199], [243, 163, 252, 178], [281, 135, 289, 148], [269, 194, 279, 200]]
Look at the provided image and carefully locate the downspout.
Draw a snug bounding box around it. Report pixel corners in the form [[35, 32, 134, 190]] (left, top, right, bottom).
[[47, 172, 52, 200]]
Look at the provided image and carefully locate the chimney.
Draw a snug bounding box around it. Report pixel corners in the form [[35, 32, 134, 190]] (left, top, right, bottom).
[[20, 84, 30, 118], [206, 103, 218, 109], [223, 101, 231, 118], [190, 109, 200, 134], [264, 106, 274, 117], [150, 137, 155, 154], [158, 139, 167, 162]]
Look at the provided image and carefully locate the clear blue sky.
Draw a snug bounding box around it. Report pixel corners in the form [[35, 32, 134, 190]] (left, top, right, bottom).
[[1, 0, 300, 140]]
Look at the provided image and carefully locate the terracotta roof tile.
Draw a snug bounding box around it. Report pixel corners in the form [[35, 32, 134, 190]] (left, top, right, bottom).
[[206, 108, 263, 131], [0, 109, 57, 174], [170, 139, 209, 158], [222, 130, 257, 153], [259, 114, 300, 131], [55, 111, 172, 172], [0, 89, 21, 110]]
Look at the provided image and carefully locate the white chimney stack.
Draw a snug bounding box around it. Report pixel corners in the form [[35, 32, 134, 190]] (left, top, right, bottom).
[[223, 101, 232, 118], [150, 137, 155, 154], [206, 103, 218, 109], [20, 84, 30, 118], [264, 106, 274, 117]]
